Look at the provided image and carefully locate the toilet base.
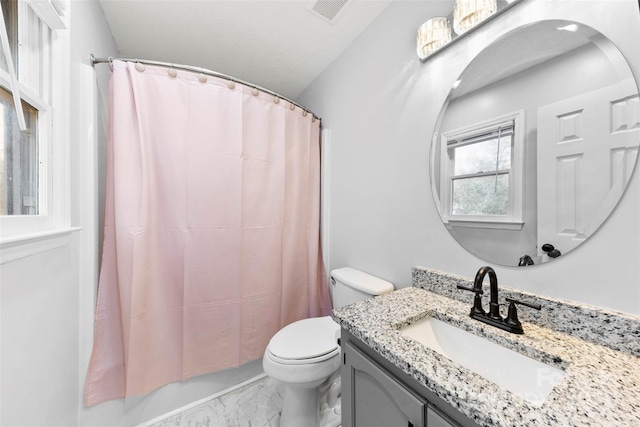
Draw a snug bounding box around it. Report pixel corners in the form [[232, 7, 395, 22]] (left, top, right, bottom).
[[279, 373, 341, 427], [319, 371, 341, 427], [280, 381, 320, 427]]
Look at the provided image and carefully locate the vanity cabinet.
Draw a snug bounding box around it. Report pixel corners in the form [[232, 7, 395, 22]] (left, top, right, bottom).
[[343, 340, 426, 426], [427, 406, 461, 427], [341, 330, 479, 427]]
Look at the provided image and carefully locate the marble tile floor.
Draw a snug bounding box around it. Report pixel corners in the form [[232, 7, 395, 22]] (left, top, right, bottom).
[[149, 377, 286, 427]]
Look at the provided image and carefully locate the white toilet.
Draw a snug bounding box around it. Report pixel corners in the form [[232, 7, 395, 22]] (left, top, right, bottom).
[[263, 267, 394, 427]]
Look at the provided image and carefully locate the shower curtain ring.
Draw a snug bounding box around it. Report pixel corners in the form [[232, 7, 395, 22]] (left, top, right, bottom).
[[134, 59, 145, 72], [168, 63, 177, 78], [198, 67, 207, 83]]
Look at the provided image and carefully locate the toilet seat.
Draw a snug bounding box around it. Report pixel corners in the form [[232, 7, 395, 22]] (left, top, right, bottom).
[[267, 316, 340, 365]]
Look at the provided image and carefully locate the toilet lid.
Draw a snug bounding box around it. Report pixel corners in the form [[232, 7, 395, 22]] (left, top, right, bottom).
[[268, 316, 340, 361]]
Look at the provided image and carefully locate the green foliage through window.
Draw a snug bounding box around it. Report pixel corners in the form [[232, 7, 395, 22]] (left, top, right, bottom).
[[448, 124, 513, 217]]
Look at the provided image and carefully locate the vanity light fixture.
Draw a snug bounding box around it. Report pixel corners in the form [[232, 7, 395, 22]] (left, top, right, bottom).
[[418, 0, 522, 61], [453, 0, 497, 35], [417, 17, 452, 60]]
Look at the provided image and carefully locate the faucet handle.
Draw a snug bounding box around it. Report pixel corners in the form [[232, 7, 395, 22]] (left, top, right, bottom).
[[457, 284, 483, 294], [504, 297, 541, 332], [457, 284, 485, 316], [506, 297, 541, 311]]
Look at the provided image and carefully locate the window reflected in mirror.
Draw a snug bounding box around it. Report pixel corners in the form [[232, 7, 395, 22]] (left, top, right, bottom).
[[449, 124, 513, 216]]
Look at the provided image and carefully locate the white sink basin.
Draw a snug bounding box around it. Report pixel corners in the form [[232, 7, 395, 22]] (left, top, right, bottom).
[[400, 317, 565, 406]]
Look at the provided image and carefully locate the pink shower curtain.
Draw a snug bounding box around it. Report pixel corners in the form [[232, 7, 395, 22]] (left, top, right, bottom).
[[84, 61, 331, 406]]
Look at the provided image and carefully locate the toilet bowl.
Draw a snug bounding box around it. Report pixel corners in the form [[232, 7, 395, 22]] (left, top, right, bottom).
[[263, 268, 394, 427], [263, 316, 341, 427]]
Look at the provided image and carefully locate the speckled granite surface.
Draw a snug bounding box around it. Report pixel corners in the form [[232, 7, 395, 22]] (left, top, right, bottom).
[[413, 267, 640, 358], [332, 268, 640, 427]]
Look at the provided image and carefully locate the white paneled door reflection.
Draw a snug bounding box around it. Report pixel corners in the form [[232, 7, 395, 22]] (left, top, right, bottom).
[[537, 79, 640, 260]]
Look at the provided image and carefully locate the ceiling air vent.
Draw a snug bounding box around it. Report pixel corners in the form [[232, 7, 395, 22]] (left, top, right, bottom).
[[311, 0, 350, 23]]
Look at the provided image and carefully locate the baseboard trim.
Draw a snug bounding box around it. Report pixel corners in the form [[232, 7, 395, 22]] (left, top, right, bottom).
[[136, 373, 268, 427]]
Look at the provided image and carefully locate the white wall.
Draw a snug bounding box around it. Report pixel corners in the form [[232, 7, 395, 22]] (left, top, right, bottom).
[[2, 2, 262, 426], [72, 2, 264, 426], [0, 1, 116, 426], [299, 0, 640, 315], [1, 240, 80, 426]]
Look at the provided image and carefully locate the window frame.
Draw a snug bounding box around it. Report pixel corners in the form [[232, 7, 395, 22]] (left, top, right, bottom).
[[439, 110, 525, 230], [0, 72, 52, 226], [0, 0, 72, 253]]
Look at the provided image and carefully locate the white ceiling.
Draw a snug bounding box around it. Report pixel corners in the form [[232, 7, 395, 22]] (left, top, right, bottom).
[[98, 0, 394, 99]]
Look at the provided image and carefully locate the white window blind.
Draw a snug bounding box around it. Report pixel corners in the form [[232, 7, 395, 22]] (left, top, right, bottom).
[[26, 0, 65, 30], [439, 111, 525, 229]]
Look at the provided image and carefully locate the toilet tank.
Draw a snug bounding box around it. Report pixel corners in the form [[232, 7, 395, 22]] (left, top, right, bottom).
[[330, 267, 394, 309]]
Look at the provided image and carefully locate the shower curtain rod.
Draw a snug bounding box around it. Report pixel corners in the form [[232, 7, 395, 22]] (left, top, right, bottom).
[[89, 54, 321, 121]]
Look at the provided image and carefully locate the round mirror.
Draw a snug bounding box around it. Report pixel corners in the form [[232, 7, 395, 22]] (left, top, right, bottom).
[[431, 20, 640, 267]]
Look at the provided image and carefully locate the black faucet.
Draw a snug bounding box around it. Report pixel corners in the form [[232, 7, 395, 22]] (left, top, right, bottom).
[[457, 266, 541, 334]]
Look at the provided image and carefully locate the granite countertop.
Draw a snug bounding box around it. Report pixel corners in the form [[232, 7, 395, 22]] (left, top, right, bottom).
[[332, 284, 640, 427]]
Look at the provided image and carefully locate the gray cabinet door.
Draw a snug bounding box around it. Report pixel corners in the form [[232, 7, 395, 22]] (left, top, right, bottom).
[[428, 404, 460, 427], [343, 342, 427, 427]]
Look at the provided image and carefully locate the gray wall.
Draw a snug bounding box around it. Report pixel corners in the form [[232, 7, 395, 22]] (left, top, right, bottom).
[[299, 0, 640, 315]]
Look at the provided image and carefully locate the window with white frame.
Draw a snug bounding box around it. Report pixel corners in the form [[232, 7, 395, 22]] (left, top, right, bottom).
[[0, 0, 67, 238], [439, 111, 525, 229]]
